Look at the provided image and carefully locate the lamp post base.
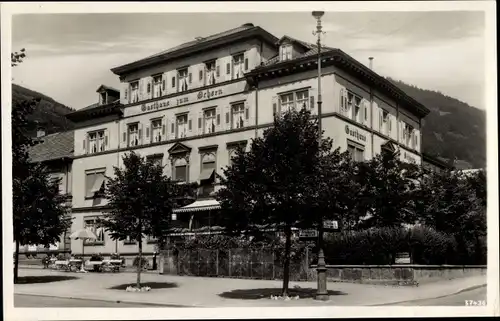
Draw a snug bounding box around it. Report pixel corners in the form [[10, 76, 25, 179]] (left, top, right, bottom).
[[315, 248, 329, 301]]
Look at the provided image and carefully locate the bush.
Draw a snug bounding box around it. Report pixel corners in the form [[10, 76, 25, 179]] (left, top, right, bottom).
[[90, 254, 103, 261], [409, 225, 457, 265]]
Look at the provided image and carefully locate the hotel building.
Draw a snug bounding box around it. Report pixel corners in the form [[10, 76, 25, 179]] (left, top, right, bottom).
[[65, 23, 430, 261]]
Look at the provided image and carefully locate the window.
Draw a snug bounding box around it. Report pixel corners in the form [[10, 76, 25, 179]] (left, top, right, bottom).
[[203, 108, 216, 134], [147, 154, 163, 167], [85, 169, 106, 199], [281, 44, 293, 61], [231, 103, 245, 129], [178, 68, 188, 92], [84, 218, 105, 245], [151, 118, 162, 143], [279, 89, 309, 113], [87, 130, 106, 154], [347, 141, 365, 162], [403, 123, 414, 147], [233, 54, 244, 79], [173, 158, 188, 182], [280, 93, 295, 112], [49, 172, 64, 194], [200, 153, 216, 196], [295, 90, 309, 110], [130, 81, 139, 103], [380, 110, 391, 135], [205, 60, 216, 86], [128, 123, 139, 147], [347, 92, 362, 122], [176, 114, 188, 138], [153, 75, 162, 98]]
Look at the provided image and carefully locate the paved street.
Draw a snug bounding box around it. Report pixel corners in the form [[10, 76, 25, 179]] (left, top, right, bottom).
[[391, 285, 486, 306], [14, 294, 176, 307], [13, 268, 487, 307]]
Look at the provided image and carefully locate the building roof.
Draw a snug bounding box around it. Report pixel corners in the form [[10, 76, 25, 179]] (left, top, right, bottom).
[[96, 84, 119, 93], [110, 23, 279, 76], [249, 46, 431, 118], [29, 130, 74, 163]]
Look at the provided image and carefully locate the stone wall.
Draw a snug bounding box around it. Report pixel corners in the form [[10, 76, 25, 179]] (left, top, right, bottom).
[[306, 265, 487, 284]]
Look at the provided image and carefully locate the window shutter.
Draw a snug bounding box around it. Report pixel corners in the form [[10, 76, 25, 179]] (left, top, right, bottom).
[[339, 89, 344, 112], [138, 123, 143, 144], [217, 113, 221, 125], [198, 117, 202, 129], [146, 126, 150, 138], [245, 105, 249, 120], [172, 76, 176, 88], [310, 95, 315, 110], [188, 119, 192, 131], [124, 89, 128, 100], [389, 118, 392, 132], [379, 110, 383, 130], [189, 72, 192, 84], [147, 83, 151, 93], [104, 131, 108, 147], [216, 64, 220, 77], [272, 95, 278, 116], [162, 80, 166, 90], [171, 122, 175, 134], [244, 58, 249, 71], [226, 112, 229, 124], [83, 139, 86, 153], [199, 70, 203, 81], [162, 124, 166, 136], [226, 63, 230, 75], [123, 132, 127, 143]]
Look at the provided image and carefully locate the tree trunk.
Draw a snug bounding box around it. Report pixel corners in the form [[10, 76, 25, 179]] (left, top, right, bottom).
[[282, 225, 292, 297], [14, 239, 20, 284], [136, 238, 142, 289]]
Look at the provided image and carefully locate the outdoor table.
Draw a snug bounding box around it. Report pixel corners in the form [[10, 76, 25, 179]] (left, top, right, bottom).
[[102, 259, 122, 272], [54, 260, 71, 271], [68, 259, 83, 272], [86, 260, 104, 272]]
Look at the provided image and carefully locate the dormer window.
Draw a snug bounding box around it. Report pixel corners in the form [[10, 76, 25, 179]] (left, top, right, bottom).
[[281, 44, 293, 61], [99, 92, 107, 105]]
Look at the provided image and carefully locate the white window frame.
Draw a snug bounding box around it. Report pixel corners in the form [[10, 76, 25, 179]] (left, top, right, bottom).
[[151, 118, 162, 143], [203, 108, 217, 134], [281, 44, 293, 61], [152, 75, 162, 98], [178, 68, 188, 93], [232, 54, 244, 79], [130, 81, 139, 103], [87, 130, 106, 154], [382, 110, 390, 135], [279, 89, 309, 113], [205, 60, 216, 86], [127, 123, 139, 147], [176, 114, 188, 138], [231, 103, 245, 129]]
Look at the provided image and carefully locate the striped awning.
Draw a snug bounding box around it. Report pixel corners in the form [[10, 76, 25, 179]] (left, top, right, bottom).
[[173, 199, 221, 213]]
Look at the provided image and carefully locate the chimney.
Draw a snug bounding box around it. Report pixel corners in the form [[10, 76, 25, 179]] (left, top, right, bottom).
[[37, 128, 46, 138], [369, 57, 374, 70]]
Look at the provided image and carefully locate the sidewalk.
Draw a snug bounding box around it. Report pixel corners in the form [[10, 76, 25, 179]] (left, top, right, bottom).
[[14, 268, 487, 307]]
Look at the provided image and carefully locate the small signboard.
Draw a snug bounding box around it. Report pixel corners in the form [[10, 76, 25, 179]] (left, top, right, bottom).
[[395, 252, 411, 264], [323, 220, 339, 231], [299, 229, 318, 239]]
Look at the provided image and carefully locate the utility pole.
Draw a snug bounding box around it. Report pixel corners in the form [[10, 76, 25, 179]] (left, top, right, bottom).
[[312, 10, 329, 301]]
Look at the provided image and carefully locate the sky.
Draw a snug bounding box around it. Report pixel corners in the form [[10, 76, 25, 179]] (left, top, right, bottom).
[[11, 11, 486, 110]]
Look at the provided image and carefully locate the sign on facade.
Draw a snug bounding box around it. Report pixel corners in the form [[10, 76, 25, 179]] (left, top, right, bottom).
[[323, 220, 339, 230], [345, 125, 367, 142], [299, 229, 318, 238], [395, 252, 411, 264]]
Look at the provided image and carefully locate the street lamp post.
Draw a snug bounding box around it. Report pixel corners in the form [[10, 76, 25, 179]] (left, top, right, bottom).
[[312, 10, 329, 301]]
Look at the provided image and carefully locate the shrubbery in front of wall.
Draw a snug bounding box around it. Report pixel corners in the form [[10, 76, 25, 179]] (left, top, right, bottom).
[[133, 256, 149, 268], [322, 225, 486, 265]]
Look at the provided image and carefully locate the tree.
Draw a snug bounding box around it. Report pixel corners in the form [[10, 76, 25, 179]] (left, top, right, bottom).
[[355, 150, 421, 229], [12, 49, 72, 283], [414, 168, 486, 263], [100, 152, 197, 289], [217, 109, 339, 296], [11, 48, 26, 67]]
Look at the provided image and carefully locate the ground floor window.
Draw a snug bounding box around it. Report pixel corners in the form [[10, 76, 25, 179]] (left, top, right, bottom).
[[84, 217, 105, 245], [347, 140, 365, 162]]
